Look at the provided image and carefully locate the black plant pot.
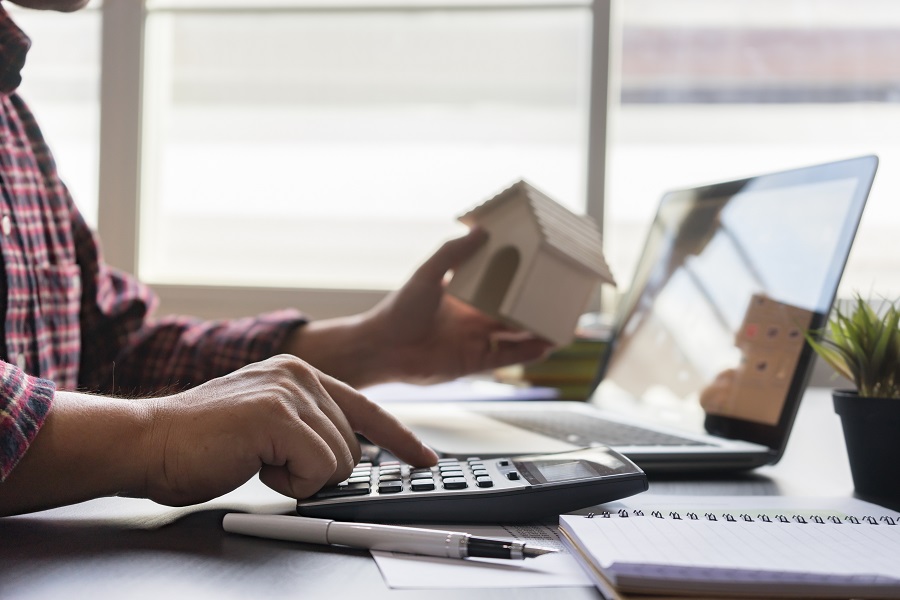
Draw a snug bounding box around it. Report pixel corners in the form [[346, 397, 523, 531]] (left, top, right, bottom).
[[833, 390, 900, 508]]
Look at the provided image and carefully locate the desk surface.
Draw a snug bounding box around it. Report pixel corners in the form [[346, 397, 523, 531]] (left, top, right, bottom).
[[0, 388, 854, 600]]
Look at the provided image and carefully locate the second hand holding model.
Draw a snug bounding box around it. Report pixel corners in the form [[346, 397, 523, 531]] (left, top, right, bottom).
[[223, 513, 558, 560]]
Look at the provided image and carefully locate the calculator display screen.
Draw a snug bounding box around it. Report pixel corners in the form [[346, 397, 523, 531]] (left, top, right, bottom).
[[515, 449, 636, 485], [529, 460, 595, 482]]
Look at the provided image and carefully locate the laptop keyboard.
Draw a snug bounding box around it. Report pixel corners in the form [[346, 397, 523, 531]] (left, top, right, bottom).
[[480, 409, 711, 447]]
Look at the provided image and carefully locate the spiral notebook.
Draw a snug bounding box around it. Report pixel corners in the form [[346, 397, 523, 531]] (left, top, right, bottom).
[[559, 496, 900, 599]]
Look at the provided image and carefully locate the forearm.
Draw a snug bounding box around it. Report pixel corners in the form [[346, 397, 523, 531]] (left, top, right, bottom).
[[281, 313, 390, 389], [0, 356, 437, 517], [0, 391, 153, 516]]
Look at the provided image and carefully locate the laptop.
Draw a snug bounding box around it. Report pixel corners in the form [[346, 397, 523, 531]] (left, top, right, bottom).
[[383, 156, 878, 472]]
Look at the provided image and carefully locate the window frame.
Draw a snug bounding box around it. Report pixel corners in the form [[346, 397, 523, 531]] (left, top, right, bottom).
[[95, 0, 613, 319]]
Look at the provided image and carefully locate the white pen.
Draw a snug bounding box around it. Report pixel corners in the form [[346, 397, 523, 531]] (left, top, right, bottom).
[[222, 513, 558, 560]]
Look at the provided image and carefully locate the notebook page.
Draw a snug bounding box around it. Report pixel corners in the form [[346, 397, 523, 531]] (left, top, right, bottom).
[[572, 516, 900, 579], [559, 498, 900, 595]]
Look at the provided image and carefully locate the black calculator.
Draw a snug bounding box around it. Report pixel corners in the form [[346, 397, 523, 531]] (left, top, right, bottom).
[[296, 447, 647, 523]]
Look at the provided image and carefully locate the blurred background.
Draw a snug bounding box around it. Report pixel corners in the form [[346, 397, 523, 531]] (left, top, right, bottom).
[[12, 0, 900, 320]]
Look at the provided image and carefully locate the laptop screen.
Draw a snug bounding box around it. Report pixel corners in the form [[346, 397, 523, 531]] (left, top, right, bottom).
[[594, 156, 878, 451]]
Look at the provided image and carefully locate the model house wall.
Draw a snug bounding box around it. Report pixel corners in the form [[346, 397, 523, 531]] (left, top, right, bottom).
[[447, 180, 615, 346]]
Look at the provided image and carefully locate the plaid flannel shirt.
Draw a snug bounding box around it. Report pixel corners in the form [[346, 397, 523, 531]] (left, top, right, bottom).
[[0, 7, 306, 481]]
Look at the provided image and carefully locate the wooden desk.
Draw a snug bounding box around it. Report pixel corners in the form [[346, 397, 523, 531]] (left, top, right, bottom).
[[0, 389, 854, 600]]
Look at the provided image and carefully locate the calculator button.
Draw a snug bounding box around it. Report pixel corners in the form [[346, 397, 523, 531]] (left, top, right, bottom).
[[505, 472, 520, 481], [378, 473, 403, 482], [410, 467, 433, 474], [314, 482, 371, 499], [498, 460, 509, 466], [466, 457, 481, 462], [476, 476, 494, 488], [411, 471, 435, 480], [439, 470, 464, 479], [379, 460, 400, 467], [410, 479, 436, 491], [438, 458, 459, 464], [378, 466, 401, 474], [442, 477, 468, 490], [347, 475, 371, 484], [468, 463, 485, 470], [471, 469, 489, 478], [378, 481, 404, 494], [355, 462, 373, 469]]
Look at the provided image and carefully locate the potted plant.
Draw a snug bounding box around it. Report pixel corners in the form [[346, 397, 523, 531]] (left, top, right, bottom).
[[806, 295, 900, 507]]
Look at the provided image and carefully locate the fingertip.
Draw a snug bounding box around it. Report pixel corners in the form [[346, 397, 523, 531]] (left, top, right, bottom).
[[457, 227, 489, 255], [342, 401, 439, 467], [398, 444, 439, 469], [491, 337, 557, 369], [420, 444, 439, 466], [466, 225, 489, 243], [420, 228, 490, 279]]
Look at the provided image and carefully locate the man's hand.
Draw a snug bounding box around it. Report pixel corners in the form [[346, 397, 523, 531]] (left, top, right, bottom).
[[145, 355, 437, 505], [0, 355, 437, 515], [361, 228, 555, 384], [286, 228, 555, 388]]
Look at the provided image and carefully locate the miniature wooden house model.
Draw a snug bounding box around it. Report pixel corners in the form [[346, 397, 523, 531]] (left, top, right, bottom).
[[447, 180, 615, 346]]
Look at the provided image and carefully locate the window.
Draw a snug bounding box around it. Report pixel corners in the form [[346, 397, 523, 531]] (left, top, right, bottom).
[[17, 0, 900, 321], [139, 1, 593, 295], [607, 0, 900, 300], [9, 2, 101, 228]]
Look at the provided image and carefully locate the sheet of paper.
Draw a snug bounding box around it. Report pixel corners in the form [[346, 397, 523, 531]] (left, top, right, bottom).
[[362, 378, 558, 403], [371, 523, 593, 589]]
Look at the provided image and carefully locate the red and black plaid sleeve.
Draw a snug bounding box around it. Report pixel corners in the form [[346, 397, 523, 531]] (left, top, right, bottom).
[[0, 363, 53, 480], [0, 7, 307, 479]]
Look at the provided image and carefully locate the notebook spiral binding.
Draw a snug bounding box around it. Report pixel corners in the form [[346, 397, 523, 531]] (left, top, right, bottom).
[[583, 510, 899, 525]]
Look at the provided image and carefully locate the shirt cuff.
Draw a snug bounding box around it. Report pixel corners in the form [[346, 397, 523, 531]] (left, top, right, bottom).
[[0, 363, 55, 481]]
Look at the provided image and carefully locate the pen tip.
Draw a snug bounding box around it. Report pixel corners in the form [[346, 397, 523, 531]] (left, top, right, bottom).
[[523, 546, 559, 558]]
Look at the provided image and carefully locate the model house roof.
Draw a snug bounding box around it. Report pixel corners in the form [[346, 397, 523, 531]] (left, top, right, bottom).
[[459, 180, 616, 285]]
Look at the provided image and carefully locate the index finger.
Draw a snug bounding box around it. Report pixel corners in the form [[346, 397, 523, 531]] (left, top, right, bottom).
[[319, 373, 438, 467]]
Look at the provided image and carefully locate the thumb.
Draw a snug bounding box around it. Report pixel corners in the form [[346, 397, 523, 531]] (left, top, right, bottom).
[[413, 227, 488, 284]]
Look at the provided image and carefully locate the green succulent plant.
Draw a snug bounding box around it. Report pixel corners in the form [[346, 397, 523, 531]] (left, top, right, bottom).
[[806, 295, 900, 399]]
